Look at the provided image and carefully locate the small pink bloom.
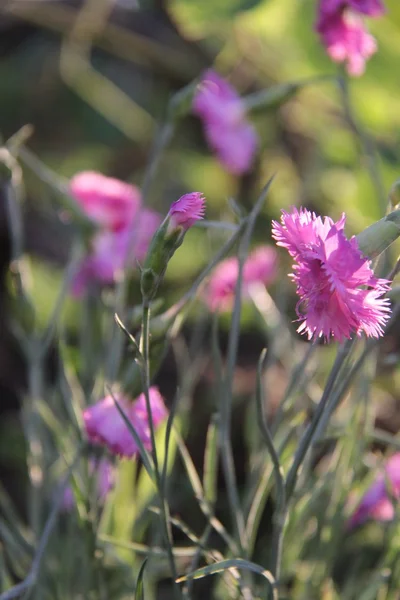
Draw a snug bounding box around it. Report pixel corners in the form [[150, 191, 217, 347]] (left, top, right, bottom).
[[316, 0, 385, 76], [61, 457, 115, 511], [348, 454, 400, 529], [317, 10, 377, 76], [168, 193, 205, 231], [70, 171, 141, 232], [71, 208, 162, 296], [272, 207, 391, 341], [205, 245, 278, 312], [193, 70, 258, 175], [83, 388, 168, 458]]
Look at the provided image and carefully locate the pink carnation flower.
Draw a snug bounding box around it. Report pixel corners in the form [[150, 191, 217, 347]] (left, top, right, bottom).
[[193, 70, 258, 175], [70, 171, 140, 232], [61, 457, 115, 511], [271, 207, 391, 341], [71, 208, 161, 296], [205, 245, 278, 312], [348, 454, 400, 529], [83, 388, 168, 458], [316, 1, 385, 75], [168, 192, 206, 231]]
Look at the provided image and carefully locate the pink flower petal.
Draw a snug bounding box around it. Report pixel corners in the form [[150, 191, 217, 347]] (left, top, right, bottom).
[[272, 207, 391, 341], [168, 193, 206, 230], [70, 171, 141, 232]]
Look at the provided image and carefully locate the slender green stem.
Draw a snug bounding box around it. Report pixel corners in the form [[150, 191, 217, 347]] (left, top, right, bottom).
[[140, 302, 182, 599], [141, 121, 175, 204], [285, 339, 354, 501], [312, 343, 371, 442], [219, 181, 274, 554], [271, 342, 316, 436], [140, 304, 158, 472], [256, 350, 286, 592]]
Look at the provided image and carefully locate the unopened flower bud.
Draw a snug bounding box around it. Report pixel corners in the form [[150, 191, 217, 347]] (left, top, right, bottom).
[[168, 192, 205, 231], [141, 193, 205, 302]]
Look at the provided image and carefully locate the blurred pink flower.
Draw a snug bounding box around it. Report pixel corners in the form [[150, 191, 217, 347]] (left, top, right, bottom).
[[205, 245, 278, 312], [71, 208, 162, 296], [193, 70, 258, 175], [316, 1, 385, 75], [272, 207, 391, 341], [61, 457, 115, 511], [348, 454, 400, 529], [168, 192, 206, 231], [83, 388, 168, 458], [70, 171, 140, 232], [319, 0, 385, 17], [317, 11, 377, 75]]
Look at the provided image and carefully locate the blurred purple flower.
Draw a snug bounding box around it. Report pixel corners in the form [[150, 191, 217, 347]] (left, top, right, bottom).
[[348, 454, 400, 529], [69, 171, 162, 296], [205, 245, 278, 312], [70, 171, 141, 232], [272, 207, 391, 341], [71, 210, 161, 297], [61, 457, 115, 511], [83, 388, 168, 458], [316, 0, 385, 75], [168, 192, 206, 231], [193, 70, 258, 175]]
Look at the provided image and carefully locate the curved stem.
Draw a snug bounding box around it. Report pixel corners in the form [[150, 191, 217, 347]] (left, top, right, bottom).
[[140, 302, 182, 599]]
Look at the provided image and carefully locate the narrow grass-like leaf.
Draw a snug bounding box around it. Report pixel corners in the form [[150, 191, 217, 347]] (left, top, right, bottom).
[[176, 558, 277, 596], [108, 388, 155, 480], [100, 535, 199, 558], [219, 177, 275, 553], [246, 428, 294, 558], [161, 389, 179, 490], [256, 349, 286, 579], [285, 340, 354, 501], [114, 313, 143, 362], [175, 430, 237, 552], [203, 415, 219, 507], [134, 559, 148, 600]]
